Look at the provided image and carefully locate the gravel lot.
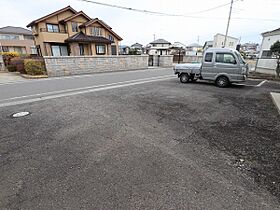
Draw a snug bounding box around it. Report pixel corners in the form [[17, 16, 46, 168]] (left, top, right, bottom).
[[0, 78, 279, 209]]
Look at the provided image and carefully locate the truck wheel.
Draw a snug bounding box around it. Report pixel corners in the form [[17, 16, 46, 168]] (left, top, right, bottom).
[[215, 76, 229, 87], [180, 74, 189, 83]]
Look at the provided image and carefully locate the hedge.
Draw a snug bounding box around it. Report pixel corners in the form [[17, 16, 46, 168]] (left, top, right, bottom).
[[24, 59, 46, 75]]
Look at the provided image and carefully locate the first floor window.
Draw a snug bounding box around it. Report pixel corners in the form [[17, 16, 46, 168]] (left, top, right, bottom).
[[30, 46, 37, 54], [96, 45, 106, 54], [1, 46, 9, 52], [79, 44, 84, 56], [261, 50, 272, 58], [51, 45, 68, 56]]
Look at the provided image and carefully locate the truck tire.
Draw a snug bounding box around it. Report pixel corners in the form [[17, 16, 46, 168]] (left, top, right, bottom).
[[180, 74, 190, 83], [215, 76, 229, 87]]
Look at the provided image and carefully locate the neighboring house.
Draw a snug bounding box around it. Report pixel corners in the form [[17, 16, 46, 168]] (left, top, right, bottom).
[[147, 39, 171, 55], [213, 33, 239, 49], [185, 43, 203, 56], [26, 6, 122, 56], [170, 42, 186, 55], [203, 41, 213, 51], [0, 26, 36, 54], [119, 45, 130, 55], [256, 27, 280, 74], [130, 42, 143, 54]]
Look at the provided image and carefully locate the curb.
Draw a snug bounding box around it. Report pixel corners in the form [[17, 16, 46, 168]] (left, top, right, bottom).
[[21, 74, 48, 79], [270, 92, 280, 115]]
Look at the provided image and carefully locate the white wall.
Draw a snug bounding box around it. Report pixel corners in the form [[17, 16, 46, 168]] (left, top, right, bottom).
[[259, 34, 280, 54], [213, 34, 238, 49], [256, 33, 280, 74]]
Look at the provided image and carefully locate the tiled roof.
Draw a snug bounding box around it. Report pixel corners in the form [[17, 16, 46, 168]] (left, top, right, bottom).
[[65, 32, 113, 44], [27, 6, 77, 27], [0, 26, 32, 35], [150, 39, 171, 44]]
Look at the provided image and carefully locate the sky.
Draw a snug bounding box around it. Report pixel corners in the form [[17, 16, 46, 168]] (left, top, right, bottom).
[[0, 0, 280, 46]]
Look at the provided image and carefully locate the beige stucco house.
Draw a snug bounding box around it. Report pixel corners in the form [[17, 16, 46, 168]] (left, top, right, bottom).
[[27, 6, 122, 56]]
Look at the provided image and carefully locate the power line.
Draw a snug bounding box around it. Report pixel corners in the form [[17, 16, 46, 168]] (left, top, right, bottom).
[[78, 0, 280, 22]]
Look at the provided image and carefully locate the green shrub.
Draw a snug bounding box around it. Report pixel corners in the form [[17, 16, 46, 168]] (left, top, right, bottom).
[[24, 59, 46, 75], [7, 65, 17, 72]]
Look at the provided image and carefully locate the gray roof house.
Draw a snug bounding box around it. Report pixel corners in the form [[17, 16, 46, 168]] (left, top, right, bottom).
[[0, 26, 35, 54], [147, 38, 171, 55]]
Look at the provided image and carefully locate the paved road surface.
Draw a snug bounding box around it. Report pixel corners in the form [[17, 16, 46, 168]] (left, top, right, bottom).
[[0, 69, 174, 107]]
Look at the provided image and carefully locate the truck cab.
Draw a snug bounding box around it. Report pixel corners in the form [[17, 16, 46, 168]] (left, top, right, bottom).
[[174, 48, 249, 87]]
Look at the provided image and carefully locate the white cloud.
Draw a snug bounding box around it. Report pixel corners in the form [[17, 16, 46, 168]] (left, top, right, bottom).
[[0, 0, 279, 46]]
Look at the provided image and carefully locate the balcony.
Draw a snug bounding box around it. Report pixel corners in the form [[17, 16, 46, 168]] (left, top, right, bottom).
[[39, 28, 67, 33], [39, 28, 69, 43]]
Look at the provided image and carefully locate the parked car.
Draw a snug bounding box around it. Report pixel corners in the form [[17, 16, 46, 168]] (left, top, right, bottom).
[[174, 48, 249, 87]]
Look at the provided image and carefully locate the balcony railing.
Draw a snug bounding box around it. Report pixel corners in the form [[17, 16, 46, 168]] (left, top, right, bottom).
[[39, 28, 67, 33]]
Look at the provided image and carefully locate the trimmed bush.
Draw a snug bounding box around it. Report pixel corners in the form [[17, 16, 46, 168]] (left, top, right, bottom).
[[10, 57, 26, 74], [7, 65, 17, 72], [24, 59, 46, 75]]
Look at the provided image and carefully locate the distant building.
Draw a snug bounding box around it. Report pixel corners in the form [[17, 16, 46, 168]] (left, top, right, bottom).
[[119, 45, 130, 55], [185, 43, 203, 56], [203, 41, 213, 51], [213, 33, 239, 49], [0, 26, 36, 54], [256, 27, 280, 74], [130, 42, 143, 54], [147, 39, 171, 55], [170, 42, 186, 55]]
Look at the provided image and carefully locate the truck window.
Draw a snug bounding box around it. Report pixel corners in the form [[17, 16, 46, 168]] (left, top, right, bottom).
[[216, 53, 236, 64], [204, 53, 213, 62]]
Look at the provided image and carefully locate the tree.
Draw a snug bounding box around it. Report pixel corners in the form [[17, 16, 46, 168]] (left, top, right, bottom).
[[270, 40, 280, 78]]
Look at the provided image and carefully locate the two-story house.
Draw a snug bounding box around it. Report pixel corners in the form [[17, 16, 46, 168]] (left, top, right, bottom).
[[27, 6, 122, 56], [0, 26, 36, 54], [147, 39, 171, 55]]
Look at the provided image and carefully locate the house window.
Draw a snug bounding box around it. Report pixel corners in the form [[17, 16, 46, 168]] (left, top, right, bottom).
[[91, 27, 102, 36], [216, 53, 236, 64], [30, 46, 37, 54], [96, 45, 106, 54], [47, 24, 59, 33], [204, 53, 213, 62], [51, 45, 68, 56], [108, 34, 114, 41], [0, 34, 20, 40], [72, 22, 78, 32], [79, 44, 84, 55], [1, 46, 9, 52], [261, 50, 272, 58]]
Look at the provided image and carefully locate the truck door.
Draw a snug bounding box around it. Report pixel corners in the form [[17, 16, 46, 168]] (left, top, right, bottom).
[[214, 53, 240, 79], [201, 52, 215, 80]]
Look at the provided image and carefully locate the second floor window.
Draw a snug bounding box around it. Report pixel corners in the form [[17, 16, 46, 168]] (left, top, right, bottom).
[[0, 34, 20, 40], [72, 22, 78, 32], [108, 34, 114, 41], [47, 24, 59, 33], [91, 27, 102, 36]]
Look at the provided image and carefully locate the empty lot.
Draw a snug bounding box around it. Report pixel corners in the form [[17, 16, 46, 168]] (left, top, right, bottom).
[[0, 74, 280, 209]]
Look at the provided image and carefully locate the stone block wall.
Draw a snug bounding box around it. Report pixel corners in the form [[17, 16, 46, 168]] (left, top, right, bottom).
[[44, 55, 149, 77], [159, 55, 173, 67]]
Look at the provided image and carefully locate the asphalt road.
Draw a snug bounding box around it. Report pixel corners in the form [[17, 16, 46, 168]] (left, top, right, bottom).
[[0, 70, 280, 209]]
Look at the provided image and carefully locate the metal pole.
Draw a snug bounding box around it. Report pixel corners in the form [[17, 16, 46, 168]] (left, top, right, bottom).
[[224, 0, 234, 48]]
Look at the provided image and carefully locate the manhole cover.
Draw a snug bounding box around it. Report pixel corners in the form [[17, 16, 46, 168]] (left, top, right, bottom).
[[11, 111, 30, 118]]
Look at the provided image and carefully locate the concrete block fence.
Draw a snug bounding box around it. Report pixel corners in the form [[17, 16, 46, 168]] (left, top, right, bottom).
[[44, 55, 149, 77]]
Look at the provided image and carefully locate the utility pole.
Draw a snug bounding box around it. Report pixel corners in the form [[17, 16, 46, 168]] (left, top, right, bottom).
[[223, 0, 234, 48], [153, 34, 156, 41]]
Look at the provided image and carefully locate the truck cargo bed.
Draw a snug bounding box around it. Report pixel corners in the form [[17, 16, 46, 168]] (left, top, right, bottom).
[[174, 63, 202, 74]]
